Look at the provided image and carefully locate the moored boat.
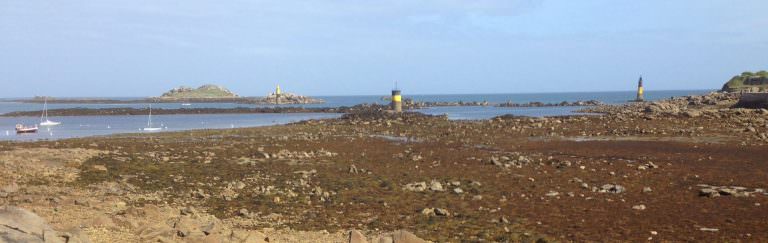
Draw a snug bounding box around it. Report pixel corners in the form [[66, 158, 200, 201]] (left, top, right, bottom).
[[15, 124, 38, 133], [143, 104, 162, 131], [39, 97, 61, 126]]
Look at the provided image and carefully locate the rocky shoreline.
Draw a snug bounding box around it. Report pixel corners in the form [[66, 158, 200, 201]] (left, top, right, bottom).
[[1, 92, 768, 242]]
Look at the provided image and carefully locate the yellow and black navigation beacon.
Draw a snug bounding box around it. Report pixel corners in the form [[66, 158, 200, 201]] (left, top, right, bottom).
[[636, 76, 644, 102], [391, 82, 402, 112]]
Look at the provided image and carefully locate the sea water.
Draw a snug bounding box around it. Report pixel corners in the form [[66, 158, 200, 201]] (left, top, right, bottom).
[[0, 113, 340, 141], [0, 90, 712, 141]]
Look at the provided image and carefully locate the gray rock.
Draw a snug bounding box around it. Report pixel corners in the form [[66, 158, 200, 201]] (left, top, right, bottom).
[[227, 230, 268, 243], [699, 188, 720, 198], [403, 182, 427, 192], [428, 180, 444, 192], [434, 208, 450, 216], [421, 207, 449, 217], [683, 110, 702, 118], [349, 229, 368, 243], [373, 230, 428, 243], [600, 184, 625, 194], [0, 182, 19, 194], [642, 187, 653, 193], [391, 230, 428, 243], [489, 157, 503, 166], [0, 206, 89, 243], [453, 188, 464, 194]]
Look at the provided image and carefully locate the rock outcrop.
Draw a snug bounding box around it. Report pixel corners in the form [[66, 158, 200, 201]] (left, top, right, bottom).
[[722, 71, 768, 92], [347, 230, 429, 243], [247, 92, 324, 105], [0, 206, 89, 243], [497, 100, 603, 108], [160, 84, 239, 99]]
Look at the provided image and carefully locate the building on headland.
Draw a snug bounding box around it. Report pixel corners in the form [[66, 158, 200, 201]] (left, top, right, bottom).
[[636, 76, 644, 102]]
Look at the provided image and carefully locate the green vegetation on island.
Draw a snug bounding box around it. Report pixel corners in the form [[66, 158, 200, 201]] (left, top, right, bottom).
[[159, 84, 239, 99], [721, 71, 768, 92]]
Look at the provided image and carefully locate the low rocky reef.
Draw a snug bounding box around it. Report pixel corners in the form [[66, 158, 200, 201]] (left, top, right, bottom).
[[404, 99, 603, 108], [577, 92, 768, 119], [0, 104, 395, 117], [496, 100, 603, 108], [244, 92, 324, 105], [408, 100, 490, 107]]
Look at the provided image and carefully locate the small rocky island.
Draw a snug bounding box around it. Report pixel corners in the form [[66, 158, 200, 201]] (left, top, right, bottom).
[[158, 84, 239, 99], [243, 86, 324, 105], [721, 71, 768, 92], [14, 84, 325, 105]]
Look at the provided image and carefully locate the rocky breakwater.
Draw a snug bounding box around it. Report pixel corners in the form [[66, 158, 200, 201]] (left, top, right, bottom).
[[401, 99, 602, 109], [408, 100, 490, 108], [497, 100, 603, 108]]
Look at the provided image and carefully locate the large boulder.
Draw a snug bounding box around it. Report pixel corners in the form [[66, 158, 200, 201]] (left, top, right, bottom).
[[0, 206, 89, 243]]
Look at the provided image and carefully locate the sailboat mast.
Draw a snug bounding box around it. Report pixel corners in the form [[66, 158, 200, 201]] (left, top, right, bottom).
[[41, 97, 47, 122]]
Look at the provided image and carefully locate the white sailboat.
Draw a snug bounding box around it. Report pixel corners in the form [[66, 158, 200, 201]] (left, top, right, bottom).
[[143, 104, 162, 131], [39, 97, 61, 126]]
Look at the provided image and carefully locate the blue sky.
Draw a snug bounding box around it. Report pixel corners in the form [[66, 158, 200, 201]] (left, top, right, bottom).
[[1, 0, 766, 97]]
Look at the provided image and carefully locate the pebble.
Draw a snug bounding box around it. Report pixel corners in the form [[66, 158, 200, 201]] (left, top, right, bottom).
[[700, 227, 719, 232], [642, 187, 653, 193], [453, 188, 464, 194], [429, 180, 445, 192], [600, 184, 625, 194]]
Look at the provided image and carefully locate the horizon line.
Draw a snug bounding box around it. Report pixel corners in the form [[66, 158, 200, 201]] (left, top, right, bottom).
[[0, 88, 717, 99]]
